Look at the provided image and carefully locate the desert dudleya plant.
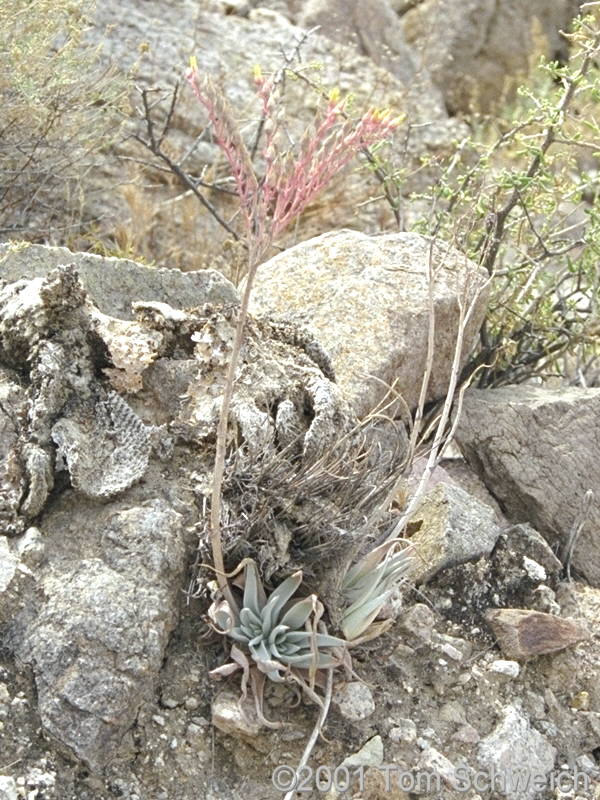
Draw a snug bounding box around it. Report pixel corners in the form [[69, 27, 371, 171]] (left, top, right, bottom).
[[209, 561, 346, 683], [341, 541, 413, 642]]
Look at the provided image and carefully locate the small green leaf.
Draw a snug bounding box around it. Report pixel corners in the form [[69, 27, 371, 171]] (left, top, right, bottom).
[[243, 560, 266, 615], [341, 592, 390, 641], [261, 570, 303, 632], [280, 596, 314, 630]]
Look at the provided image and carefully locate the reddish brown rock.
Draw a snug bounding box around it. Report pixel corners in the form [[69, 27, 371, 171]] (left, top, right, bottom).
[[486, 608, 589, 660]]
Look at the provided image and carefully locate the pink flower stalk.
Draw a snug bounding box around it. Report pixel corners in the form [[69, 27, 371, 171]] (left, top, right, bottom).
[[268, 108, 398, 236], [185, 60, 400, 245], [185, 65, 259, 237], [184, 59, 401, 619]]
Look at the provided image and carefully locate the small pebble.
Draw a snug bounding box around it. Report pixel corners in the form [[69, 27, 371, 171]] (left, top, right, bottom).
[[570, 691, 590, 711], [453, 723, 480, 744], [333, 681, 375, 721], [489, 659, 520, 678], [389, 718, 417, 744]]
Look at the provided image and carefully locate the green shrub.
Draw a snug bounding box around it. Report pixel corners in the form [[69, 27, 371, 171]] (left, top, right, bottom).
[[0, 0, 125, 240], [378, 11, 600, 387]]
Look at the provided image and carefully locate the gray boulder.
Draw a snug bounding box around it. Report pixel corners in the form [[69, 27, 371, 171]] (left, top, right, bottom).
[[249, 230, 489, 415], [408, 482, 502, 584], [18, 502, 186, 771], [455, 385, 600, 585], [402, 0, 580, 114]]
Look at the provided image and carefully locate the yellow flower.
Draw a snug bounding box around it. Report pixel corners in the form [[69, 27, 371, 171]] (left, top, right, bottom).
[[328, 86, 341, 104]]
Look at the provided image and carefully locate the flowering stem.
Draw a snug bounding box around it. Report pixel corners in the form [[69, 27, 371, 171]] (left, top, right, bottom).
[[210, 240, 267, 612]]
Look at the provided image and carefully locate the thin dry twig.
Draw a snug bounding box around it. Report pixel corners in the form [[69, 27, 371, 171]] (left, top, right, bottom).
[[561, 489, 594, 580], [133, 85, 242, 242], [282, 667, 334, 800]]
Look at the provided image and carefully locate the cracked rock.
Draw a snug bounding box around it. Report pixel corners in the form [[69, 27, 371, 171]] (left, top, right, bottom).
[[455, 385, 600, 586]]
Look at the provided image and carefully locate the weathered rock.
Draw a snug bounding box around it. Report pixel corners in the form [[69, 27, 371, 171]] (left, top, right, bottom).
[[250, 231, 489, 415], [0, 242, 238, 319], [0, 776, 17, 800], [75, 3, 465, 268], [0, 245, 376, 775], [428, 456, 506, 522], [212, 690, 263, 740], [425, 520, 566, 631], [489, 659, 521, 678], [407, 482, 502, 584], [0, 367, 28, 536], [431, 632, 472, 663], [537, 583, 600, 714], [455, 385, 600, 585], [339, 735, 384, 770], [17, 501, 186, 771], [297, 0, 429, 88], [14, 528, 45, 569], [0, 538, 32, 625], [389, 718, 417, 743], [0, 530, 40, 630], [502, 524, 563, 577], [333, 681, 376, 721], [478, 705, 557, 800], [453, 724, 480, 744], [416, 747, 458, 790], [486, 608, 589, 661], [397, 603, 436, 643], [402, 0, 579, 114]]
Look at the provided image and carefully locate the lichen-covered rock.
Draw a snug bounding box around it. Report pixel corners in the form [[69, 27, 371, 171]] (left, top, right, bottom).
[[0, 368, 27, 535], [19, 501, 185, 771], [250, 230, 489, 416], [333, 681, 376, 721], [0, 537, 31, 625], [455, 385, 600, 586], [51, 390, 154, 499]]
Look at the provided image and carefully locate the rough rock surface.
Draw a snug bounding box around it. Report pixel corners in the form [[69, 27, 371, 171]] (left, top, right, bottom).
[[0, 242, 237, 318], [455, 385, 600, 586], [249, 230, 489, 415], [407, 482, 503, 584], [485, 607, 590, 661], [477, 704, 557, 800], [82, 3, 465, 267], [296, 0, 429, 88], [0, 246, 355, 774], [1, 250, 599, 797], [402, 0, 580, 114]]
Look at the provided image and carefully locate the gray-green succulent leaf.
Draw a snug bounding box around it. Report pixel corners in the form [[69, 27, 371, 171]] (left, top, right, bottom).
[[340, 541, 413, 641], [212, 560, 347, 682]]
